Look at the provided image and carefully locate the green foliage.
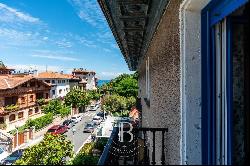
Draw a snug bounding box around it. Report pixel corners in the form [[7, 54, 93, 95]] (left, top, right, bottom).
[[9, 113, 53, 135], [87, 90, 101, 101], [58, 106, 71, 118], [94, 138, 109, 152], [64, 89, 90, 108], [15, 134, 73, 165], [101, 94, 136, 116], [4, 104, 19, 111], [70, 138, 108, 165], [41, 99, 63, 115], [36, 98, 46, 106], [100, 72, 138, 98]]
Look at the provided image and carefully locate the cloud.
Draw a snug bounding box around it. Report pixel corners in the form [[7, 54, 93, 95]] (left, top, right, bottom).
[[7, 64, 61, 73], [0, 3, 40, 23], [100, 71, 123, 77], [31, 54, 78, 61], [68, 0, 105, 28], [103, 48, 111, 52], [43, 36, 48, 40], [55, 39, 73, 48], [0, 28, 43, 47]]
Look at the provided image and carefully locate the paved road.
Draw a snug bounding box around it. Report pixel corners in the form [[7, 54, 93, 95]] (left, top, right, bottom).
[[64, 108, 100, 153]]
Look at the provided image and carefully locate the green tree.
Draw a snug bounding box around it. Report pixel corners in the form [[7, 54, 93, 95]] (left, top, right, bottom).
[[42, 99, 62, 115], [101, 94, 136, 116], [64, 89, 90, 108], [100, 72, 138, 98], [87, 90, 101, 101], [15, 134, 73, 165]]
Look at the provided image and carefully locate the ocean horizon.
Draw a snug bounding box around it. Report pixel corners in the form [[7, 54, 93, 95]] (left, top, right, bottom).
[[97, 80, 110, 87]]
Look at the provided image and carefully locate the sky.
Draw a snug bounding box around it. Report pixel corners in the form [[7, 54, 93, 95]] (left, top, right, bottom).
[[0, 0, 133, 80]]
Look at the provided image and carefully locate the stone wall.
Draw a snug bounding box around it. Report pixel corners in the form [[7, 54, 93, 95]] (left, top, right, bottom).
[[138, 0, 182, 164]]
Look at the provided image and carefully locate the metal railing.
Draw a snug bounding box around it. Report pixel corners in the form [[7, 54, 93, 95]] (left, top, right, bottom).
[[98, 127, 168, 165]]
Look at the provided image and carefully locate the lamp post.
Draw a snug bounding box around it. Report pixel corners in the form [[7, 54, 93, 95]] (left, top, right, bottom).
[[15, 125, 18, 150], [72, 128, 76, 153]]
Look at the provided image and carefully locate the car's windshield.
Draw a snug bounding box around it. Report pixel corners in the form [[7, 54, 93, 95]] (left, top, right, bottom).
[[71, 117, 76, 119], [93, 117, 99, 120], [86, 124, 93, 127], [0, 148, 4, 154], [63, 121, 69, 125], [48, 129, 56, 132]]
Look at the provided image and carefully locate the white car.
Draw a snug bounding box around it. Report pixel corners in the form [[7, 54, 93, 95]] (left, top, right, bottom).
[[92, 116, 103, 125], [0, 147, 9, 164], [71, 115, 82, 123], [89, 105, 98, 111]]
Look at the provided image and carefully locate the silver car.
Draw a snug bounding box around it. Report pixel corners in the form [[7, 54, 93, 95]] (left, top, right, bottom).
[[83, 122, 95, 133]]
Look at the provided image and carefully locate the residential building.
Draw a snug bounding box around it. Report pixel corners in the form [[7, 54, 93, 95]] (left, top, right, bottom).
[[72, 68, 97, 90], [0, 61, 14, 75], [37, 72, 70, 99], [0, 75, 51, 131], [99, 0, 250, 165]]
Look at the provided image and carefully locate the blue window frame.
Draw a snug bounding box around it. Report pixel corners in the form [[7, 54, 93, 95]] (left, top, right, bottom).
[[201, 0, 249, 165]]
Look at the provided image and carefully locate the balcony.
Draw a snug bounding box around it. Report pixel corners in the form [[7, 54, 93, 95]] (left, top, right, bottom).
[[98, 126, 168, 165]]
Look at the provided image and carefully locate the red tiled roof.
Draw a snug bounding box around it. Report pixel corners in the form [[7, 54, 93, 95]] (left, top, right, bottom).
[[72, 68, 96, 74], [0, 75, 50, 90], [37, 72, 72, 79]]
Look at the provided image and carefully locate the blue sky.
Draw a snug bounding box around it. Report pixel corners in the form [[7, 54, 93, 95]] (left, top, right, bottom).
[[0, 0, 133, 80]]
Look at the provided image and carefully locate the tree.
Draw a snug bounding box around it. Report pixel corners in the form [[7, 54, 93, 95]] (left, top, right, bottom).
[[64, 89, 90, 108], [87, 90, 101, 101], [42, 99, 63, 115], [15, 134, 73, 165], [100, 72, 138, 98], [101, 94, 136, 116]]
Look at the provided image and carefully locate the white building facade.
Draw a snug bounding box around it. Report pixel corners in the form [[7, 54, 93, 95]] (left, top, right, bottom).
[[37, 72, 70, 98], [72, 68, 97, 90]]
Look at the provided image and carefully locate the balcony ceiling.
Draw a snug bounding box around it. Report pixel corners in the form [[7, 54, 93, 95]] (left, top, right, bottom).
[[98, 0, 169, 71]]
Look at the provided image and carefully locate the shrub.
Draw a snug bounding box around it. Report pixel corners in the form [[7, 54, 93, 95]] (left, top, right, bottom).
[[9, 113, 53, 135]]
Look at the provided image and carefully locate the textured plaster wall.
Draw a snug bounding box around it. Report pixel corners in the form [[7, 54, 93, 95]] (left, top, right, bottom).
[[179, 0, 210, 164], [138, 0, 182, 164]]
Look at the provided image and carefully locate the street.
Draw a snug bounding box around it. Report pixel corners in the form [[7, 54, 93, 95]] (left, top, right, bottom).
[[64, 108, 99, 153]]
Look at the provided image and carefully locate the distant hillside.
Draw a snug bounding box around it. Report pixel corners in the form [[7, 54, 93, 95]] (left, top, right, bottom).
[[97, 80, 110, 87]]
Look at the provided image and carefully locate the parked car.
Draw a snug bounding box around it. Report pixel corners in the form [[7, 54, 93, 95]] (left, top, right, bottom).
[[71, 115, 82, 123], [62, 119, 75, 129], [47, 125, 68, 135], [92, 116, 103, 125], [89, 105, 98, 111], [0, 147, 9, 164], [96, 112, 108, 119], [1, 149, 24, 165], [83, 122, 95, 133]]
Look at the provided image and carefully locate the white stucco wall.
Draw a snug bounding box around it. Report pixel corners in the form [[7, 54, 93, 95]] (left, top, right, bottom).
[[86, 73, 96, 90], [179, 0, 211, 164], [38, 78, 70, 98]]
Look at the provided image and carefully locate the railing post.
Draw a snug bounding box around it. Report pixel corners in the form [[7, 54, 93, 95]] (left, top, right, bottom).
[[161, 130, 165, 165], [143, 130, 148, 165], [152, 130, 156, 165]]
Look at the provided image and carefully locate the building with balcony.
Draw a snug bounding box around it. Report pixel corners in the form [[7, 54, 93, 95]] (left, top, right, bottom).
[[37, 71, 70, 99], [99, 0, 250, 165], [0, 61, 14, 75], [0, 75, 51, 131], [72, 68, 97, 90]]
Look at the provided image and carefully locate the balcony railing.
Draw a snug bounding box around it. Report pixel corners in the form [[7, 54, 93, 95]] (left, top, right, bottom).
[[98, 126, 168, 165]]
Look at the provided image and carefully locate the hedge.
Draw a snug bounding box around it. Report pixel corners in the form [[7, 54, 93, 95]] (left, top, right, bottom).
[[69, 138, 108, 165], [9, 113, 54, 135]]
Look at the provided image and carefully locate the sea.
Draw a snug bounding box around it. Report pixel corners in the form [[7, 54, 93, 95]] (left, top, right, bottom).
[[97, 80, 110, 87]]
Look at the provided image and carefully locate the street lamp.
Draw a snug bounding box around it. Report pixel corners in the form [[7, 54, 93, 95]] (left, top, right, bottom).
[[15, 125, 19, 150], [72, 128, 76, 153]]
